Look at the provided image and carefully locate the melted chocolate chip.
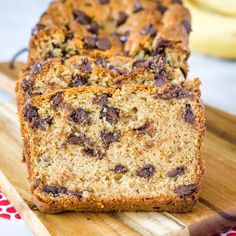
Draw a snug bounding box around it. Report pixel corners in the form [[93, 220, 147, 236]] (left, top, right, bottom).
[[97, 0, 109, 4], [65, 32, 74, 41], [83, 36, 97, 48], [184, 104, 195, 124], [71, 74, 88, 87], [95, 57, 107, 68], [67, 134, 93, 146], [69, 108, 91, 125], [30, 62, 42, 76], [172, 0, 182, 4], [114, 165, 128, 174], [155, 86, 193, 100], [133, 1, 143, 13], [92, 94, 109, 106], [182, 20, 192, 34], [83, 148, 95, 156], [175, 184, 198, 198], [73, 10, 92, 25], [24, 104, 38, 122], [136, 164, 155, 179], [119, 31, 129, 43], [100, 105, 119, 124], [132, 60, 147, 68], [96, 37, 112, 50], [78, 58, 92, 73], [153, 77, 166, 87], [72, 190, 83, 199], [50, 92, 64, 106], [101, 131, 121, 145], [21, 78, 34, 93], [167, 166, 185, 178], [117, 11, 128, 26], [41, 185, 67, 196], [153, 37, 172, 55], [134, 122, 149, 131], [87, 22, 99, 34], [157, 3, 168, 14], [31, 24, 46, 36], [140, 23, 157, 37], [82, 148, 105, 159]]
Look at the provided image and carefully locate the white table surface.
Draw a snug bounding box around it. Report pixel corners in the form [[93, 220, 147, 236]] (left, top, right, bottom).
[[0, 1, 235, 235]]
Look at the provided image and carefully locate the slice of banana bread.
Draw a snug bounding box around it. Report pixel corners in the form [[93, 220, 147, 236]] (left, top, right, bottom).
[[19, 83, 205, 213], [28, 0, 190, 75], [16, 54, 186, 109]]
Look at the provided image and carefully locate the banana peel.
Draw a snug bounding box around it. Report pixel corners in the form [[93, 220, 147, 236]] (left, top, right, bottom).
[[185, 0, 236, 59]]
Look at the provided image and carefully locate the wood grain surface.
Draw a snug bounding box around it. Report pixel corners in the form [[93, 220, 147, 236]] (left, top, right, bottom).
[[0, 62, 235, 236]]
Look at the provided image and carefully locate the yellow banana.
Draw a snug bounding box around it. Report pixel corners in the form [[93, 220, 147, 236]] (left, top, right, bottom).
[[192, 0, 236, 16], [185, 0, 236, 59]]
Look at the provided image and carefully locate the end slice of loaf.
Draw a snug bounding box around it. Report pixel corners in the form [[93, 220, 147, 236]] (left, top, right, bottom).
[[19, 83, 205, 213]]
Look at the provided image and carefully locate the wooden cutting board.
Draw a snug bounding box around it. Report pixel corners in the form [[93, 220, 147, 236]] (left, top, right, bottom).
[[0, 62, 235, 236]]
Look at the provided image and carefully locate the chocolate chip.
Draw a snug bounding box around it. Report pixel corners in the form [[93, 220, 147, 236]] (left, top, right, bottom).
[[73, 10, 92, 25], [24, 104, 39, 122], [101, 131, 121, 145], [133, 1, 143, 13], [140, 23, 157, 37], [95, 57, 107, 68], [21, 78, 34, 93], [83, 148, 95, 156], [155, 86, 193, 100], [30, 62, 42, 76], [69, 108, 91, 125], [67, 134, 93, 146], [82, 148, 105, 159], [71, 74, 88, 87], [172, 0, 182, 4], [31, 24, 46, 36], [83, 36, 96, 48], [175, 184, 198, 198], [184, 104, 195, 124], [72, 190, 83, 199], [100, 105, 119, 124], [87, 22, 99, 34], [45, 51, 54, 60], [114, 165, 128, 174], [153, 37, 172, 55], [153, 77, 166, 87], [24, 104, 52, 129], [78, 58, 92, 73], [96, 37, 111, 50], [132, 60, 147, 68], [134, 122, 149, 131], [157, 4, 168, 14], [119, 31, 129, 43], [50, 92, 64, 106], [65, 32, 74, 41], [167, 166, 185, 178], [41, 185, 67, 196], [97, 0, 109, 4], [117, 11, 128, 26], [136, 164, 155, 179], [182, 20, 192, 34], [92, 94, 109, 106]]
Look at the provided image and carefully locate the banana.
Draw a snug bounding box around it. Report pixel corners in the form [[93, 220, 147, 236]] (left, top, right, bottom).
[[185, 0, 236, 59], [192, 0, 236, 17]]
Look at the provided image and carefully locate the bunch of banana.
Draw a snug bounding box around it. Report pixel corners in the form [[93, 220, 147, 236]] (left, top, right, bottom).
[[184, 0, 236, 59]]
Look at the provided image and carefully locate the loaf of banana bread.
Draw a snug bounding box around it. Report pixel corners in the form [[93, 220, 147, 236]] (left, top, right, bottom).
[[20, 83, 205, 213], [16, 0, 205, 213]]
